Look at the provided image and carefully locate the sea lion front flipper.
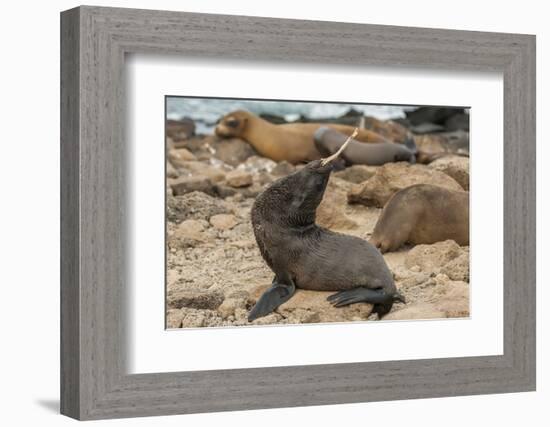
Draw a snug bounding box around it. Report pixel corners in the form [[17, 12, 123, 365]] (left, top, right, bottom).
[[248, 277, 296, 322], [327, 287, 390, 307], [327, 287, 405, 318]]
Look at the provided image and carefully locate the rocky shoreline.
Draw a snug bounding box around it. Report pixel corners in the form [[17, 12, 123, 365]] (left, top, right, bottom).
[[166, 108, 470, 328]]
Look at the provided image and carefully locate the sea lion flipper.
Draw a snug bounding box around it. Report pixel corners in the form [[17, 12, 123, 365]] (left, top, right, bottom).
[[248, 277, 296, 322], [327, 287, 405, 319], [327, 287, 391, 308]]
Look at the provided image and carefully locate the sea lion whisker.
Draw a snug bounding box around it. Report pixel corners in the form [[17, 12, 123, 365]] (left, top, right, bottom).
[[320, 127, 359, 166]]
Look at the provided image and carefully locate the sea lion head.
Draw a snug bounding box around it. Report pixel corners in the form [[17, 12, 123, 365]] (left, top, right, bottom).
[[255, 159, 333, 227], [289, 160, 334, 213], [215, 110, 250, 138]]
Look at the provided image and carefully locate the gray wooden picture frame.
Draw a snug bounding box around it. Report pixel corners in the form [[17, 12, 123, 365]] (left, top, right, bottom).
[[60, 5, 536, 421]]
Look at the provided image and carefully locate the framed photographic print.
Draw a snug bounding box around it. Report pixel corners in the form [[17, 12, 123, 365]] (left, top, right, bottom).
[[60, 6, 536, 420]]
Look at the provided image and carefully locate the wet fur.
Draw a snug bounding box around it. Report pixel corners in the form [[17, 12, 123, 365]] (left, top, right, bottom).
[[251, 160, 398, 317]]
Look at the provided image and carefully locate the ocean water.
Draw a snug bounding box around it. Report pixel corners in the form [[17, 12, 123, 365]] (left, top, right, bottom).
[[166, 97, 414, 134]]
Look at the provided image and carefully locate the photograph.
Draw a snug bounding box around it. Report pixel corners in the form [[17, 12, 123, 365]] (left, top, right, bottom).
[[165, 97, 470, 328]]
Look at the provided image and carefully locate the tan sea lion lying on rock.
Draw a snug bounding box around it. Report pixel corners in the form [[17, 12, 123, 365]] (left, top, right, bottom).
[[369, 184, 469, 253], [215, 110, 391, 164]]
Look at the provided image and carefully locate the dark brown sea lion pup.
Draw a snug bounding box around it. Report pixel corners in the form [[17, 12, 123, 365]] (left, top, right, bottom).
[[314, 127, 417, 166], [370, 184, 469, 253], [215, 110, 390, 164], [249, 130, 404, 321]]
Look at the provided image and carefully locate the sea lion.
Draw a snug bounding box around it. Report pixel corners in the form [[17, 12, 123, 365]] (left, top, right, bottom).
[[370, 184, 469, 253], [248, 130, 404, 321], [314, 127, 417, 166], [215, 110, 390, 164]]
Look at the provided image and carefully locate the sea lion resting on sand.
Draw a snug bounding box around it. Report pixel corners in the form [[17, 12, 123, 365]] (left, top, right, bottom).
[[314, 127, 417, 166], [215, 110, 390, 164], [249, 130, 404, 321], [370, 184, 469, 253]]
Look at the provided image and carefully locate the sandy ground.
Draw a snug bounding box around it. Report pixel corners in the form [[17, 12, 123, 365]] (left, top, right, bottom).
[[165, 141, 470, 328]]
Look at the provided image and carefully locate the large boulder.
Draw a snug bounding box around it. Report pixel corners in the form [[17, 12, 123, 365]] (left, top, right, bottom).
[[347, 162, 463, 207], [209, 136, 257, 167], [404, 240, 463, 272], [362, 116, 410, 143], [334, 165, 379, 184], [429, 155, 470, 190], [316, 180, 357, 230], [169, 175, 216, 196]]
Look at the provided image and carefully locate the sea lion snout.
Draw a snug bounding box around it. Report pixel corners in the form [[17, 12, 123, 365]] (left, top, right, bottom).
[[215, 111, 249, 138], [305, 159, 334, 174]]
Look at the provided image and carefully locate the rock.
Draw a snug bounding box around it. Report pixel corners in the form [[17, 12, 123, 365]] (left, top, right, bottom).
[[210, 137, 257, 166], [249, 286, 373, 323], [249, 313, 284, 325], [176, 219, 205, 234], [431, 280, 470, 317], [166, 117, 195, 141], [396, 272, 431, 289], [170, 175, 215, 196], [173, 136, 210, 155], [429, 155, 470, 190], [404, 240, 462, 272], [166, 309, 185, 328], [167, 290, 224, 310], [413, 134, 447, 154], [410, 123, 446, 134], [440, 131, 470, 153], [225, 170, 253, 188], [179, 160, 227, 183], [166, 161, 179, 179], [347, 162, 463, 207], [166, 137, 175, 150], [179, 308, 222, 328], [240, 184, 264, 198], [237, 155, 277, 174], [406, 107, 465, 126], [362, 116, 410, 143], [168, 148, 197, 167], [383, 303, 446, 320], [168, 219, 208, 248], [334, 165, 378, 184], [210, 214, 238, 230], [166, 191, 231, 223], [271, 161, 296, 176], [444, 113, 470, 131], [256, 171, 275, 186], [213, 183, 238, 198], [283, 308, 321, 324], [440, 250, 470, 282], [316, 181, 357, 230], [217, 298, 247, 319]]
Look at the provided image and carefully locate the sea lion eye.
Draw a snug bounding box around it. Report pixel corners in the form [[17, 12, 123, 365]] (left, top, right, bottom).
[[226, 117, 240, 128]]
